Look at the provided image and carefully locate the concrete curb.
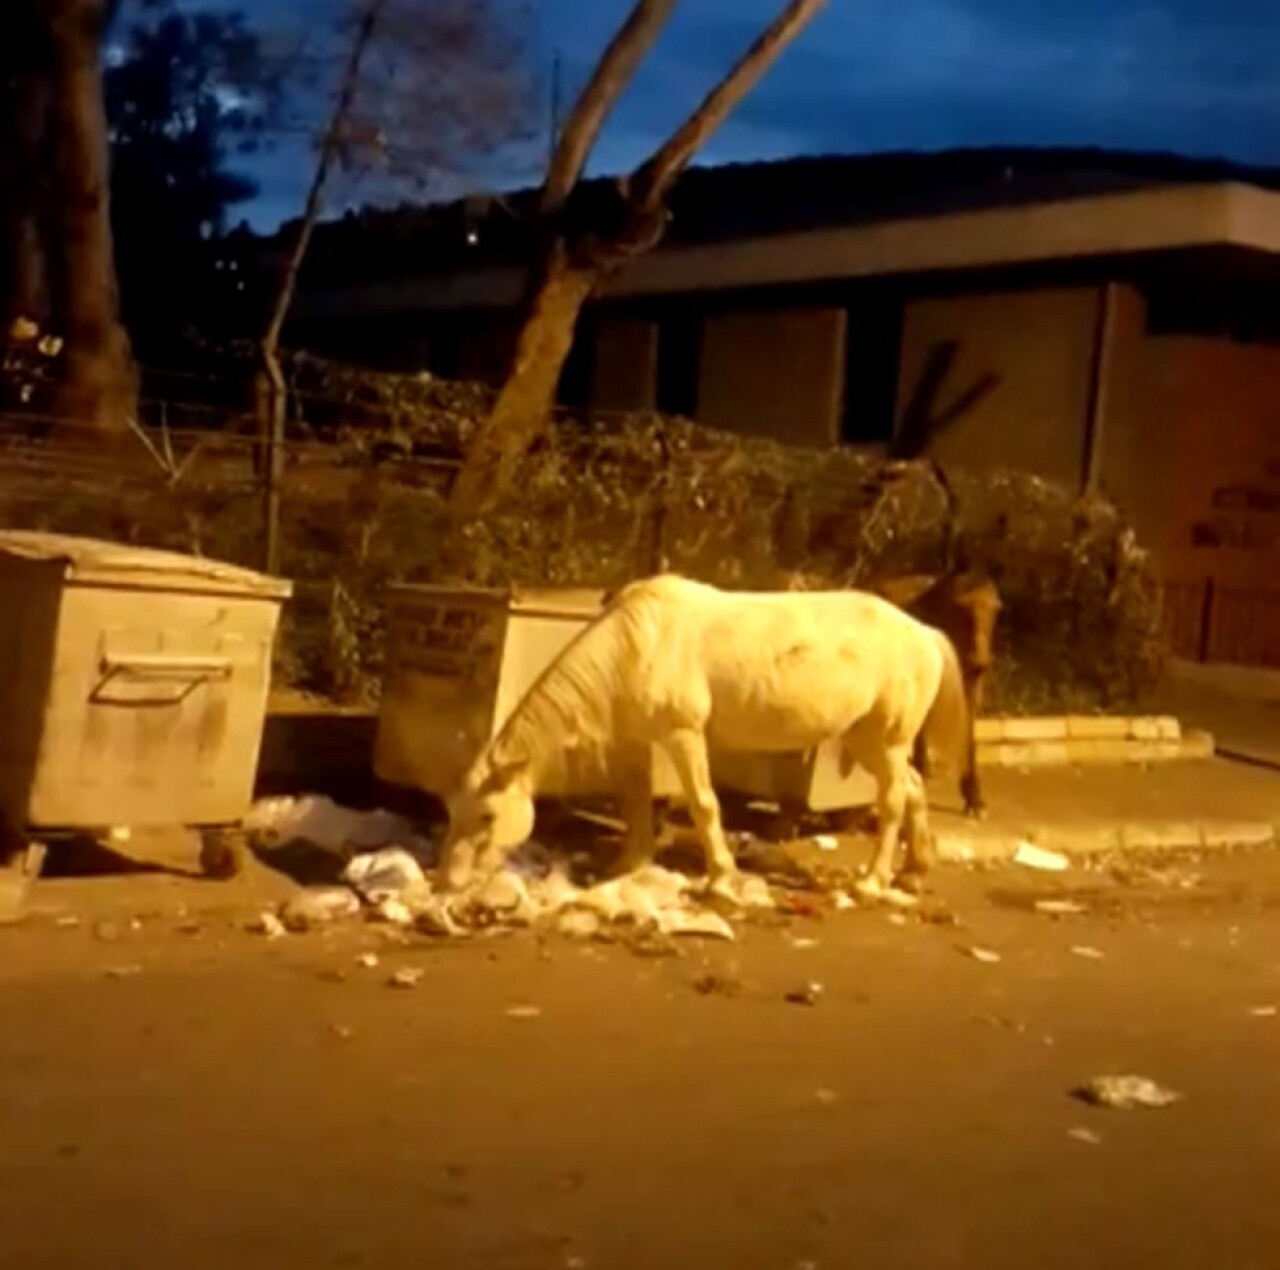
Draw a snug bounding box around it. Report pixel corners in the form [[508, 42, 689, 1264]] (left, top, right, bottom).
[[974, 714, 1216, 767], [936, 818, 1277, 866], [976, 728, 1214, 768]]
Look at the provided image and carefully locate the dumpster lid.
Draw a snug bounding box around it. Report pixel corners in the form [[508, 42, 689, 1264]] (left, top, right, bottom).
[[386, 583, 605, 619], [0, 531, 293, 598]]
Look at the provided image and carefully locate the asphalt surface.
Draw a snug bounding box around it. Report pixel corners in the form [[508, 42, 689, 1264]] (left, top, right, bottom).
[[2, 841, 1280, 1270]]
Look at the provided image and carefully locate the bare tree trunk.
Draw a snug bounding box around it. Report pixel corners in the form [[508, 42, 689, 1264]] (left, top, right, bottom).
[[46, 0, 136, 436], [447, 245, 596, 514], [450, 0, 826, 519], [258, 0, 384, 573]]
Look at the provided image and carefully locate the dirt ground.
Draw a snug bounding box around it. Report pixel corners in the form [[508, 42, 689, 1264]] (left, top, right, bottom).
[[3, 809, 1280, 1270]]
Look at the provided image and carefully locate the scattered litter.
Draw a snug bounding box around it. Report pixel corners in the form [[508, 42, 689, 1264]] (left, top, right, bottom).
[[476, 869, 532, 913], [245, 794, 430, 859], [886, 913, 908, 927], [746, 800, 780, 814], [831, 891, 855, 911], [414, 900, 466, 938], [107, 825, 132, 844], [789, 936, 820, 950], [279, 887, 361, 932], [1070, 945, 1106, 961], [104, 964, 143, 979], [1067, 1127, 1103, 1146], [54, 915, 81, 929], [1013, 842, 1070, 872], [1034, 899, 1088, 916], [342, 848, 427, 904], [555, 909, 602, 940], [356, 952, 380, 969], [505, 1005, 542, 1020], [388, 967, 425, 990], [693, 972, 741, 997], [369, 897, 414, 926], [1249, 1006, 1277, 1018], [659, 910, 735, 941], [962, 945, 1002, 964], [784, 981, 825, 1006], [810, 835, 839, 852], [1072, 1075, 1184, 1110], [248, 912, 286, 940]]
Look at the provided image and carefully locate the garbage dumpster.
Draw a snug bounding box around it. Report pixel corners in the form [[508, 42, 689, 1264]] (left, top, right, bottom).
[[373, 584, 681, 799], [0, 531, 292, 882], [373, 584, 874, 812]]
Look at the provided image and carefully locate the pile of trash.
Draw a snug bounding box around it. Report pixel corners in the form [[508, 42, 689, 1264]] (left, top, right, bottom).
[[244, 794, 782, 944]]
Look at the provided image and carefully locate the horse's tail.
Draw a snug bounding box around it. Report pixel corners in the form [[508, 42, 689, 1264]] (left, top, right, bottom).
[[922, 626, 971, 775]]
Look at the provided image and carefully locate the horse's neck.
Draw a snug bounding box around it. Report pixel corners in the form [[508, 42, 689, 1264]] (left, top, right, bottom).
[[492, 691, 567, 789], [490, 616, 622, 789]]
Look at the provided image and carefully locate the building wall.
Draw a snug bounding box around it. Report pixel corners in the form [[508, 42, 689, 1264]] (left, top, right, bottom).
[[896, 286, 1099, 484], [697, 306, 846, 447], [1123, 335, 1280, 665], [590, 318, 659, 414]]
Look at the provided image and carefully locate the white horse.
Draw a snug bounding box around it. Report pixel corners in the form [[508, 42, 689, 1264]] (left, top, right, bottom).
[[440, 574, 969, 896]]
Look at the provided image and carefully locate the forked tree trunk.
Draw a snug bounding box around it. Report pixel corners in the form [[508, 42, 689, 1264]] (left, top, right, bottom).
[[46, 0, 136, 435], [449, 0, 826, 520]]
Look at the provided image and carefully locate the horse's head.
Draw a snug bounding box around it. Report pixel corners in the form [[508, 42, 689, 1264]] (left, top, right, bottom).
[[439, 755, 536, 891], [949, 576, 1003, 674]]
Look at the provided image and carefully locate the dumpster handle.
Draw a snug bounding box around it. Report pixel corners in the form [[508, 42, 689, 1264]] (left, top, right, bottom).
[[99, 652, 233, 681], [98, 655, 234, 686]]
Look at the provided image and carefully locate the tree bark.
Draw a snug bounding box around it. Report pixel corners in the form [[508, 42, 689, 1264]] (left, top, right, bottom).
[[46, 0, 136, 435], [0, 3, 52, 328], [447, 244, 597, 516], [449, 0, 827, 519], [628, 0, 827, 210], [540, 0, 679, 214]]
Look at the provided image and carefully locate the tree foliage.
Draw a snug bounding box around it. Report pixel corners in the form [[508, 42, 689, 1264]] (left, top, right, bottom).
[[105, 0, 281, 325]]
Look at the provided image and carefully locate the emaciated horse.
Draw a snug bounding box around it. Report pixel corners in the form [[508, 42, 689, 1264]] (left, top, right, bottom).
[[440, 574, 970, 897]]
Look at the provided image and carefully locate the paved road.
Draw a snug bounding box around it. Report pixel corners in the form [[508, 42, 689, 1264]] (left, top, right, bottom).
[[2, 849, 1279, 1270]]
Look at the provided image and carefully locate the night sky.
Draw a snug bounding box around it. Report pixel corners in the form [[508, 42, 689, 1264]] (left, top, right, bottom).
[[205, 0, 1280, 230]]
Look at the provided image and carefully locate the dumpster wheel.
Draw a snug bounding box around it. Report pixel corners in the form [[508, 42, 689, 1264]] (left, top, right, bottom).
[[198, 827, 250, 880]]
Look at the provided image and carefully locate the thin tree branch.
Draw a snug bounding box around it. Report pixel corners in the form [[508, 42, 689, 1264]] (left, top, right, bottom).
[[261, 0, 386, 360], [629, 0, 826, 210], [540, 0, 679, 215]]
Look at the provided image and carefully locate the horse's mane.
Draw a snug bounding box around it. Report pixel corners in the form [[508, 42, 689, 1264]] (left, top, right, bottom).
[[479, 578, 673, 790]]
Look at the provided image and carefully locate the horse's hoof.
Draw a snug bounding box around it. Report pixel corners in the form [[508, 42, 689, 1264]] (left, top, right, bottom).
[[852, 874, 886, 903]]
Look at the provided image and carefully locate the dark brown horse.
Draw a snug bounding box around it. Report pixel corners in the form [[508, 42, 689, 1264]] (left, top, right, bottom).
[[876, 571, 1001, 818]]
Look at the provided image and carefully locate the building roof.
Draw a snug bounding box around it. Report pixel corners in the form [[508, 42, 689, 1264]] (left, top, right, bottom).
[[279, 146, 1280, 316]]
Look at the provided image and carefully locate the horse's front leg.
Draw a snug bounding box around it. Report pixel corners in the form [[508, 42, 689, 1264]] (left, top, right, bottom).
[[859, 741, 912, 895], [660, 727, 737, 885], [612, 742, 656, 876]]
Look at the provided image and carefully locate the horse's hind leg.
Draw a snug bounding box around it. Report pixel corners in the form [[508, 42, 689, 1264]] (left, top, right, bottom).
[[960, 672, 987, 819], [660, 728, 737, 885], [901, 763, 935, 877], [858, 741, 912, 895], [613, 742, 656, 875]]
